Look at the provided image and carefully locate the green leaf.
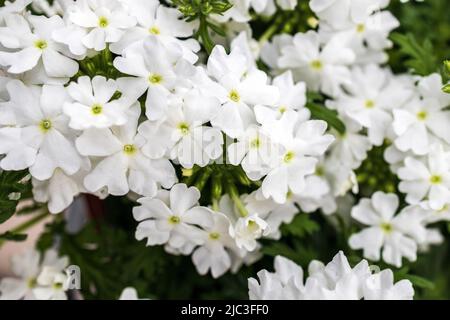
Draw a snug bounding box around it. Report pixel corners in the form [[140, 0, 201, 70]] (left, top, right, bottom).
[[442, 83, 450, 94], [403, 274, 435, 290], [0, 170, 31, 223], [391, 33, 438, 76], [281, 214, 320, 238], [306, 102, 346, 134], [0, 231, 27, 242], [261, 242, 301, 262]]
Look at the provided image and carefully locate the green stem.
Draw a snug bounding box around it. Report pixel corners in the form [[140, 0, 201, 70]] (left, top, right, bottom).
[[0, 210, 50, 247], [258, 14, 284, 45], [212, 198, 220, 212], [224, 173, 248, 217], [194, 167, 213, 191]]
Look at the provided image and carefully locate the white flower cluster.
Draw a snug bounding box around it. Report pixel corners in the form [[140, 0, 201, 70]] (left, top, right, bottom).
[[248, 251, 414, 300], [0, 249, 70, 300], [0, 0, 448, 284]]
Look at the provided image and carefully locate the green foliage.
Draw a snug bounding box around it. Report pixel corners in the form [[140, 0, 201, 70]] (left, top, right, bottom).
[[306, 102, 346, 134], [281, 214, 320, 238], [355, 143, 400, 199], [0, 231, 27, 242], [173, 0, 232, 53], [390, 32, 438, 76], [442, 60, 450, 93], [0, 170, 31, 224]]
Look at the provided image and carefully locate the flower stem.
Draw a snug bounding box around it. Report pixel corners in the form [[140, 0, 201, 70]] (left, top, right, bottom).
[[0, 210, 50, 248], [224, 173, 248, 217]]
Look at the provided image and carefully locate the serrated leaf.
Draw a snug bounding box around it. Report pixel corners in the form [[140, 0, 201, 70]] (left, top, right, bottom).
[[391, 33, 438, 76], [281, 214, 320, 238], [261, 242, 301, 262]]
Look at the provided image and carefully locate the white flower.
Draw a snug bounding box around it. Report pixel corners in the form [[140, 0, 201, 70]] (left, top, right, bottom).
[[0, 0, 31, 22], [0, 14, 78, 79], [59, 0, 136, 52], [207, 45, 279, 138], [422, 203, 450, 224], [327, 117, 372, 169], [76, 104, 176, 196], [0, 80, 82, 179], [292, 173, 336, 214], [397, 144, 450, 210], [248, 255, 305, 299], [310, 0, 389, 29], [261, 70, 307, 119], [33, 266, 68, 300], [114, 36, 194, 120], [0, 249, 69, 300], [110, 0, 198, 62], [349, 192, 427, 267], [229, 213, 270, 251], [192, 212, 236, 278], [278, 31, 355, 97], [133, 184, 214, 252], [64, 75, 129, 130], [138, 91, 223, 168], [244, 190, 298, 239], [313, 0, 398, 63], [31, 159, 95, 214], [249, 251, 414, 300], [392, 73, 450, 155], [326, 65, 412, 145], [363, 269, 414, 300], [307, 251, 371, 299], [227, 125, 276, 180], [260, 110, 335, 203], [260, 34, 294, 70], [118, 286, 149, 300], [0, 249, 41, 300]]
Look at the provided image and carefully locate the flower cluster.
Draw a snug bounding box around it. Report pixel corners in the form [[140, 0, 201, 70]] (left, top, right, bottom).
[[0, 249, 70, 300], [249, 251, 414, 300], [0, 0, 448, 300]]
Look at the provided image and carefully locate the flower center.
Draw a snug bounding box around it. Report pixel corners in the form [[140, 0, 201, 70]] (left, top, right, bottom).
[[380, 222, 393, 234], [365, 99, 375, 109], [209, 232, 220, 240], [123, 144, 137, 155], [39, 119, 52, 132], [177, 122, 190, 135], [52, 282, 63, 290], [315, 166, 325, 176], [416, 110, 427, 121], [247, 220, 258, 232], [27, 277, 37, 289], [34, 39, 48, 50], [168, 215, 180, 224], [283, 151, 295, 163], [430, 175, 442, 184], [148, 74, 163, 84], [356, 24, 365, 33], [91, 103, 103, 115], [98, 16, 109, 28], [310, 59, 323, 70], [278, 106, 287, 114], [250, 138, 260, 149], [149, 26, 160, 35], [229, 90, 240, 102]]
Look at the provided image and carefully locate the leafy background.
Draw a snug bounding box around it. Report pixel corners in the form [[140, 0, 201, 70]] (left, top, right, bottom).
[[0, 0, 449, 299]]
